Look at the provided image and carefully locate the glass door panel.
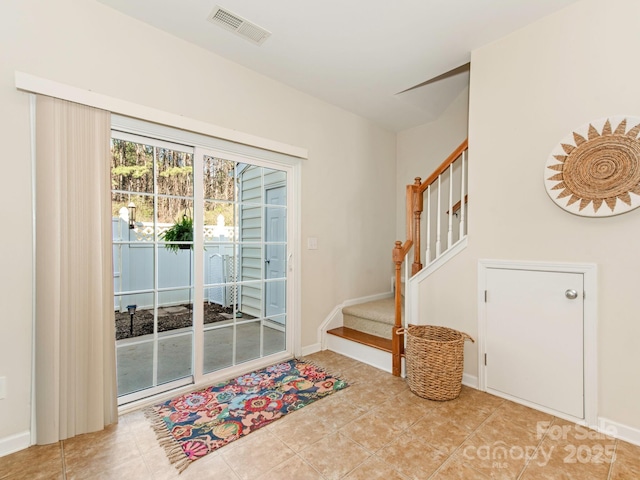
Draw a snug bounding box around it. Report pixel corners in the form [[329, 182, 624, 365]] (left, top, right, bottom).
[[116, 342, 153, 397], [158, 332, 193, 384], [112, 135, 195, 404], [202, 164, 238, 375], [114, 292, 155, 396], [235, 321, 261, 364], [201, 155, 288, 375], [263, 316, 286, 356], [203, 326, 234, 373]]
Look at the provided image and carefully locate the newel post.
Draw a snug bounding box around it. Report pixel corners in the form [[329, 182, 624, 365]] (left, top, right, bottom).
[[392, 241, 405, 377]]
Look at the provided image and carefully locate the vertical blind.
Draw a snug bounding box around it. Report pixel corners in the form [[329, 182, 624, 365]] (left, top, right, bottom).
[[34, 95, 117, 444]]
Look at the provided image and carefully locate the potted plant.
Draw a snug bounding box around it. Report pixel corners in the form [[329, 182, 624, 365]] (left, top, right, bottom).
[[161, 215, 193, 253]]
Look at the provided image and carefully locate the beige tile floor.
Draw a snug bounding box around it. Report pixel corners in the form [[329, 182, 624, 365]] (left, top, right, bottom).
[[2, 350, 640, 479]]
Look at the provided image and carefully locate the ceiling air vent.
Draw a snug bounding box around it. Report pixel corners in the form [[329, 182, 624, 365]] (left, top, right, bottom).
[[207, 6, 271, 46]]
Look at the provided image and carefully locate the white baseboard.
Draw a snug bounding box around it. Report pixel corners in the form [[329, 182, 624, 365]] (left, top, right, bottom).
[[0, 431, 31, 458], [598, 417, 640, 447], [300, 343, 321, 357], [342, 291, 394, 308], [462, 373, 478, 389]]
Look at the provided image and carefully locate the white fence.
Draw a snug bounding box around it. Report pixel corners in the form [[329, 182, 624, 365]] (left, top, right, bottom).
[[113, 217, 237, 313]]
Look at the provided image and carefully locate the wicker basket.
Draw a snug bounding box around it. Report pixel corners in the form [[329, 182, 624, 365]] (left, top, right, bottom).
[[401, 325, 474, 401]]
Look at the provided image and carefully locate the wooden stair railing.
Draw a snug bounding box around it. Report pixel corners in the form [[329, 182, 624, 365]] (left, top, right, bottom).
[[447, 195, 468, 216], [391, 139, 469, 376]]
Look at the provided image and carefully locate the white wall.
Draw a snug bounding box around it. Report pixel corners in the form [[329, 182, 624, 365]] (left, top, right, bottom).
[[418, 0, 640, 434], [0, 0, 396, 446]]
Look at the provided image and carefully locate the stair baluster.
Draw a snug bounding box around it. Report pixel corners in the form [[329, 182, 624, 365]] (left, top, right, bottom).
[[425, 184, 432, 263], [448, 162, 454, 249], [459, 150, 467, 239]]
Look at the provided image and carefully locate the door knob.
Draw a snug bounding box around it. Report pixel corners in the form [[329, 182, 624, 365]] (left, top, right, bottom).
[[565, 289, 578, 300]]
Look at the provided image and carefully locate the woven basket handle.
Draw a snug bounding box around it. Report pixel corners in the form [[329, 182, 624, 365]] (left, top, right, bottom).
[[397, 328, 475, 343]]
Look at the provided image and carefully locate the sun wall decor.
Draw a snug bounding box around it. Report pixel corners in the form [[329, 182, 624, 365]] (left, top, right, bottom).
[[544, 116, 640, 217]]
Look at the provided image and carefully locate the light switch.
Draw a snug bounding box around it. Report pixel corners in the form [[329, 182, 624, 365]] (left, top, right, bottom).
[[307, 237, 318, 250], [0, 377, 6, 400]]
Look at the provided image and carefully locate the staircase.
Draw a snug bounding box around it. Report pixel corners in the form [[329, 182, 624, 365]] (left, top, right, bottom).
[[326, 140, 469, 375]]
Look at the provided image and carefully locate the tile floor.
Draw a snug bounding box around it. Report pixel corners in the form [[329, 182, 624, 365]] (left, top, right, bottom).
[[2, 350, 640, 479]]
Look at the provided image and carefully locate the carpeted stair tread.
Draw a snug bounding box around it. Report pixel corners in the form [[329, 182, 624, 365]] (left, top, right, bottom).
[[342, 297, 400, 324], [342, 297, 403, 340]]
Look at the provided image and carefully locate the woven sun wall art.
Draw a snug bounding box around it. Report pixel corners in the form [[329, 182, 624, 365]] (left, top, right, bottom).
[[544, 116, 640, 217]]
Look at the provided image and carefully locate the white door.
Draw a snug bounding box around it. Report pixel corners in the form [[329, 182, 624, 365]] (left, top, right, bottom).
[[485, 268, 584, 418], [265, 186, 286, 320]]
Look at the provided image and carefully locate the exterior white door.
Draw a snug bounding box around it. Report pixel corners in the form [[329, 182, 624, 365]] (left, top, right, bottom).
[[485, 268, 584, 418], [265, 186, 286, 320]]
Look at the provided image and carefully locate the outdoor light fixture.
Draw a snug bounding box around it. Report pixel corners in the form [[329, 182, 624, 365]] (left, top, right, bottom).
[[127, 304, 137, 336], [127, 202, 136, 229]]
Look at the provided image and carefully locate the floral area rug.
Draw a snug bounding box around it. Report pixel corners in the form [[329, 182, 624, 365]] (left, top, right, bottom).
[[146, 359, 349, 473]]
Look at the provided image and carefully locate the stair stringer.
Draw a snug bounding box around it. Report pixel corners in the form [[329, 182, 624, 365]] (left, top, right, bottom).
[[406, 236, 468, 325], [405, 237, 478, 388]]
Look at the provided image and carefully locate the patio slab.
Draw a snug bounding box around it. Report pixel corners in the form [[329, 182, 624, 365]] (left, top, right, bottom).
[[116, 322, 285, 397]]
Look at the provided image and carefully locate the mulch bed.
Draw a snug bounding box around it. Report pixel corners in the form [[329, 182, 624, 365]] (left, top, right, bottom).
[[115, 303, 233, 340]]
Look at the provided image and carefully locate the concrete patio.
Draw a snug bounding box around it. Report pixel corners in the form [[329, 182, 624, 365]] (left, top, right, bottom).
[[116, 321, 286, 397]]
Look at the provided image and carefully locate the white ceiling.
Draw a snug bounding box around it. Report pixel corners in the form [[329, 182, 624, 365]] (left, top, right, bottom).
[[96, 0, 578, 132]]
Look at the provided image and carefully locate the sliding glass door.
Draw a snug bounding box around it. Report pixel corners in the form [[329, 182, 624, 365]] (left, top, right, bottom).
[[112, 132, 292, 404]]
